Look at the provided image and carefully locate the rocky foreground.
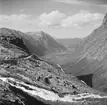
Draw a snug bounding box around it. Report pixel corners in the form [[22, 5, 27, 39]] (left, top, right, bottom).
[[0, 54, 107, 105]]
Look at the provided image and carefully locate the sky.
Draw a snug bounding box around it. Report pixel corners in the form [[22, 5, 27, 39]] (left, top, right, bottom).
[[0, 0, 107, 38]]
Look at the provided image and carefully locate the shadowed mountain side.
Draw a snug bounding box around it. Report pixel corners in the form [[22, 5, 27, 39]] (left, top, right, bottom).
[[77, 74, 93, 87], [0, 28, 30, 55]]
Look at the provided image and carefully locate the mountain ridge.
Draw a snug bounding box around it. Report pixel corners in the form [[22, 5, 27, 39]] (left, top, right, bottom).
[[62, 12, 107, 93], [0, 26, 107, 104], [26, 31, 67, 53], [0, 27, 67, 56]]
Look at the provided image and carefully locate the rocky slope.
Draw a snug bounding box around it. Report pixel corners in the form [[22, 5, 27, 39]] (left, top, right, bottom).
[[0, 28, 67, 57], [0, 54, 107, 105], [62, 13, 107, 93], [0, 28, 107, 104]]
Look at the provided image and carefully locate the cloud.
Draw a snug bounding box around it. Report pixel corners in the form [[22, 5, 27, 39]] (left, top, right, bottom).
[[0, 14, 39, 31], [37, 10, 104, 28], [52, 0, 87, 5], [0, 14, 31, 26], [38, 10, 66, 27], [0, 14, 27, 28], [0, 10, 104, 30], [0, 14, 29, 21], [62, 10, 104, 28], [52, 0, 107, 6]]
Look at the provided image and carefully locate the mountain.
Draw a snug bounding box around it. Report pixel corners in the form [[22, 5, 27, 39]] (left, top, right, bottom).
[[0, 28, 107, 105], [57, 38, 82, 49], [62, 13, 107, 93], [26, 31, 67, 53], [0, 28, 67, 57], [0, 28, 30, 53], [40, 38, 82, 66]]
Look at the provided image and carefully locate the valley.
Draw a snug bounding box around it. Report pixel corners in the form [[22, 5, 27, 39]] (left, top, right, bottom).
[[0, 26, 107, 104], [0, 11, 107, 105]]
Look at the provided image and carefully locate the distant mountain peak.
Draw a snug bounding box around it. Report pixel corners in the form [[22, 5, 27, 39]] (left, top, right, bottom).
[[38, 31, 45, 34], [26, 31, 46, 38], [26, 31, 54, 40], [102, 13, 107, 25], [26, 30, 67, 53], [35, 31, 50, 37], [35, 31, 47, 37]]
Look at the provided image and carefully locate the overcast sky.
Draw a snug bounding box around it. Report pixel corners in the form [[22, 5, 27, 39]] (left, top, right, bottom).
[[0, 0, 107, 38]]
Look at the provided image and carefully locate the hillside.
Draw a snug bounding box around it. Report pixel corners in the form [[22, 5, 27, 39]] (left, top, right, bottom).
[[62, 13, 107, 93], [0, 28, 67, 57], [26, 31, 67, 54], [0, 50, 107, 105], [0, 28, 107, 105]]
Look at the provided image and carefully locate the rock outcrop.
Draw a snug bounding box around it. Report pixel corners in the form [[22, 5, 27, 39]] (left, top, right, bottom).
[[0, 28, 67, 57]]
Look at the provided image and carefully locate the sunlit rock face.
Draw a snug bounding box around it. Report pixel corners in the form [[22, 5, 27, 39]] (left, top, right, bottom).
[[0, 76, 107, 105], [0, 78, 49, 105]]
